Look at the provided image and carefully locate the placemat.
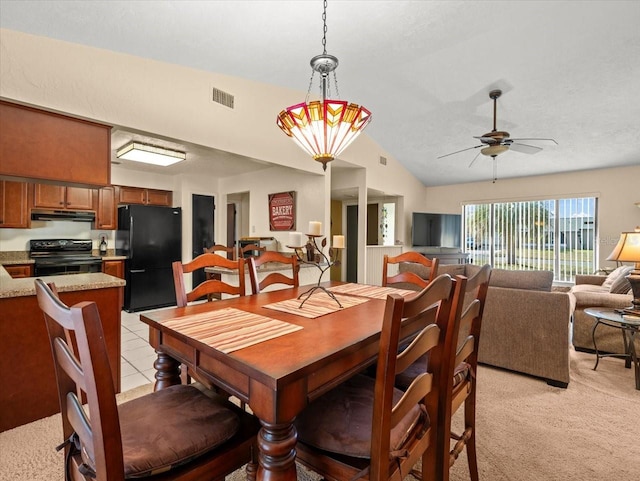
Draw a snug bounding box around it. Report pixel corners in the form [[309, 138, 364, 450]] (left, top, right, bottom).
[[263, 292, 369, 319], [328, 283, 417, 300], [159, 307, 302, 353]]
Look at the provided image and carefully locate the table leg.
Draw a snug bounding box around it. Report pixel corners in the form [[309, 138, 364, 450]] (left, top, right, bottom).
[[153, 351, 182, 391], [591, 318, 602, 371], [256, 421, 298, 481], [626, 330, 640, 390], [621, 328, 632, 369]]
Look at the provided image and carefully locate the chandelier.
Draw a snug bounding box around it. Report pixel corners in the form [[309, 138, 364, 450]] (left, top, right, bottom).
[[276, 0, 372, 171]]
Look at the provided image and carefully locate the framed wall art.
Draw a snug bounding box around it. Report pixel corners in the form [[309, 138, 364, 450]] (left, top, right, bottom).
[[269, 191, 296, 231]]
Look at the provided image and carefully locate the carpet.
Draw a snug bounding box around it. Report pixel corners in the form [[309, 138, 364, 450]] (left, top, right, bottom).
[[1, 348, 638, 481]]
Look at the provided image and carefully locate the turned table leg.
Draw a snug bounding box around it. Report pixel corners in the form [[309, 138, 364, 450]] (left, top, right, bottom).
[[257, 421, 298, 481], [153, 351, 182, 391]]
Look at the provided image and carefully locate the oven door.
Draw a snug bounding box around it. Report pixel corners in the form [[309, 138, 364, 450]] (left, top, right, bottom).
[[34, 260, 102, 277]]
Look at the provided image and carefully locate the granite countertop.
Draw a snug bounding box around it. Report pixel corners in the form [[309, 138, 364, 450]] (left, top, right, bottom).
[[101, 255, 127, 261], [0, 266, 125, 299], [0, 258, 35, 265]]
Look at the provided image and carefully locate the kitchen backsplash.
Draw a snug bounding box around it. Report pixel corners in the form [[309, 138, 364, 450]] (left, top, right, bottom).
[[0, 220, 113, 252]]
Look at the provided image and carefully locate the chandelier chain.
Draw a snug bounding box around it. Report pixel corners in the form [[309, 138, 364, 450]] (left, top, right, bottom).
[[322, 0, 328, 55]]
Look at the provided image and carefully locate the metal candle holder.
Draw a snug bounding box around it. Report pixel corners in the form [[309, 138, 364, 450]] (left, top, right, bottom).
[[287, 234, 342, 308]]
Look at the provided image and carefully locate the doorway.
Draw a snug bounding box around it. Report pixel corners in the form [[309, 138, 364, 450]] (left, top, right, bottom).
[[192, 194, 215, 287], [346, 205, 358, 282]]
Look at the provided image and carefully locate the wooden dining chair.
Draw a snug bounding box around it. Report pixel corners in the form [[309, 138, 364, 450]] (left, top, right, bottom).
[[240, 243, 265, 259], [172, 252, 245, 307], [396, 264, 492, 481], [204, 243, 237, 260], [34, 278, 259, 481], [247, 251, 299, 294], [294, 273, 467, 481], [382, 251, 439, 290]]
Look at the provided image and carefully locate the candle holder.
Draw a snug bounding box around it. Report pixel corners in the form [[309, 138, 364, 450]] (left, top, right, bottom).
[[287, 234, 343, 308]]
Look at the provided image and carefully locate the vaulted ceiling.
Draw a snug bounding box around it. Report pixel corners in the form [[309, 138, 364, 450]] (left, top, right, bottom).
[[1, 0, 639, 186]]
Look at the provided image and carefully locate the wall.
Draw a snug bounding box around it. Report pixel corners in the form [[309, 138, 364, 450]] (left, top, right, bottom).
[[424, 165, 640, 268]]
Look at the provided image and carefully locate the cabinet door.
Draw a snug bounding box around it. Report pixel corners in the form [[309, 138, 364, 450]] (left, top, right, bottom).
[[146, 189, 172, 206], [0, 181, 30, 228], [96, 186, 117, 229], [4, 264, 33, 278], [102, 260, 124, 279], [33, 184, 65, 208], [118, 186, 147, 205], [65, 187, 94, 210]]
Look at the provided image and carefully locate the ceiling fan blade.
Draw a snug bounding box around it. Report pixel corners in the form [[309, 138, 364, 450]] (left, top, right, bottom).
[[509, 142, 544, 154], [437, 145, 483, 159], [473, 135, 499, 144], [468, 152, 482, 168], [509, 137, 558, 145]]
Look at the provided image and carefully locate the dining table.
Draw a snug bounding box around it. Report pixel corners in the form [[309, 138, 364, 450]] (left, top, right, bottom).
[[139, 281, 420, 481]]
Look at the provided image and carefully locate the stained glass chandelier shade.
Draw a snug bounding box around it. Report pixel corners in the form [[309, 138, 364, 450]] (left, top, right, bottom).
[[277, 2, 372, 171]]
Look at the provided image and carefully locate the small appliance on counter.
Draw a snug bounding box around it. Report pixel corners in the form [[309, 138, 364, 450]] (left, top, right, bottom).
[[116, 205, 182, 312], [29, 239, 103, 277]]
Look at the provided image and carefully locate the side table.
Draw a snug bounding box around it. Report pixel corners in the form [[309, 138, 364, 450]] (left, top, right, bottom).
[[584, 307, 640, 390]]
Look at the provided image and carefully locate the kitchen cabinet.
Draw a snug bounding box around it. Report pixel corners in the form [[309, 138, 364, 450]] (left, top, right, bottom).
[[0, 180, 30, 228], [0, 100, 111, 187], [95, 185, 117, 229], [3, 264, 33, 278], [102, 260, 124, 279], [34, 184, 94, 210], [117, 185, 172, 206]]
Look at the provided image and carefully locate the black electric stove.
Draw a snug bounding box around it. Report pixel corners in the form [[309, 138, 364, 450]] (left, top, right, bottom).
[[29, 239, 102, 276]]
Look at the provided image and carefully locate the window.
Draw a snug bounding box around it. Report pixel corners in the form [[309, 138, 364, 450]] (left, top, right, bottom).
[[464, 197, 597, 282]]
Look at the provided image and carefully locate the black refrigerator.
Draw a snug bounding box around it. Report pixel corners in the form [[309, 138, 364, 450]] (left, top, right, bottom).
[[116, 205, 182, 312]]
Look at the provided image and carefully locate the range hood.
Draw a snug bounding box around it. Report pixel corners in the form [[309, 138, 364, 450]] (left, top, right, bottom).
[[31, 210, 96, 222]]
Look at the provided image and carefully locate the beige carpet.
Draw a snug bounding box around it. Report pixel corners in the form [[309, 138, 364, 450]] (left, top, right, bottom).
[[1, 348, 638, 481]]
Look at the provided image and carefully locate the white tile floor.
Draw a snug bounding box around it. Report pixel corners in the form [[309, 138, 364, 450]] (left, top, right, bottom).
[[120, 309, 160, 392]]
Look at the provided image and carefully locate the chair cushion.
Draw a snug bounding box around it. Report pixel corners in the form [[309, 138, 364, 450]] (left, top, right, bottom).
[[295, 374, 425, 459], [396, 358, 471, 391], [116, 384, 240, 478]]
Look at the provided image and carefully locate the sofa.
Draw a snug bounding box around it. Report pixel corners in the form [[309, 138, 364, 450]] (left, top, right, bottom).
[[398, 262, 575, 387], [569, 265, 635, 353]]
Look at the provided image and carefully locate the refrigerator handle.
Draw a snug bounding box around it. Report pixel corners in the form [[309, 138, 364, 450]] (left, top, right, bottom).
[[130, 269, 146, 273], [129, 217, 134, 259]]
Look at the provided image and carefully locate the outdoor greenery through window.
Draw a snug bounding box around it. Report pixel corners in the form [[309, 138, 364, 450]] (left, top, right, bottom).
[[464, 197, 597, 282]]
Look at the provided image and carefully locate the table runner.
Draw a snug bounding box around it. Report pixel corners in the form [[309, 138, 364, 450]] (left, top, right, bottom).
[[328, 283, 417, 300], [263, 292, 369, 319], [159, 307, 302, 353]]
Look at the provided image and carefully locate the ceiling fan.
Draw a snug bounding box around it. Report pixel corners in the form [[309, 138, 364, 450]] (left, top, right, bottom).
[[438, 89, 557, 182]]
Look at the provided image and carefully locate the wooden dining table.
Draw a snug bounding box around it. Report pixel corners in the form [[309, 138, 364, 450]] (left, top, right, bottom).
[[139, 281, 420, 481]]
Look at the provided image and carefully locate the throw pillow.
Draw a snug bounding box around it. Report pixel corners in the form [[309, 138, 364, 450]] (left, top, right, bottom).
[[608, 266, 633, 294], [602, 265, 632, 289]]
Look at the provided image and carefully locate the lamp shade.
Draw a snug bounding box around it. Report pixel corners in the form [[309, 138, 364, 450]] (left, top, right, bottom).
[[277, 100, 372, 170], [606, 231, 640, 265]]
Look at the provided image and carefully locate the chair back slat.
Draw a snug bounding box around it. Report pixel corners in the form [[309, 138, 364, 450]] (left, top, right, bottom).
[[382, 251, 439, 289], [204, 244, 237, 260], [66, 392, 95, 462], [396, 318, 439, 373], [53, 337, 86, 392]]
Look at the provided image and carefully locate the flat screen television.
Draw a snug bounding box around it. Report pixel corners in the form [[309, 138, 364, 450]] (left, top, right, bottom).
[[411, 212, 462, 247]]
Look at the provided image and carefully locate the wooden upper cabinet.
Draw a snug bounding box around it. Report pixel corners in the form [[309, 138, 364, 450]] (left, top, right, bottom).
[[117, 186, 172, 206], [96, 186, 117, 230], [33, 184, 93, 211], [0, 100, 111, 187], [0, 181, 31, 228]]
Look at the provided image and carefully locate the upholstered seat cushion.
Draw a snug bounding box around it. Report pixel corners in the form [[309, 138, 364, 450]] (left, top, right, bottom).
[[295, 374, 425, 459], [108, 385, 240, 478]]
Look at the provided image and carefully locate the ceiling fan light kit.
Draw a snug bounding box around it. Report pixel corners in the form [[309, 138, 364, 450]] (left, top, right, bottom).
[[438, 87, 557, 182]]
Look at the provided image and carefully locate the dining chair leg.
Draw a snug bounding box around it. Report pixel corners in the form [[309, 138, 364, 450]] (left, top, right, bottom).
[[465, 394, 479, 481]]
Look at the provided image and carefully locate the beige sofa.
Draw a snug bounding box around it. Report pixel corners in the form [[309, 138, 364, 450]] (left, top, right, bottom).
[[398, 263, 575, 387], [569, 266, 635, 353]]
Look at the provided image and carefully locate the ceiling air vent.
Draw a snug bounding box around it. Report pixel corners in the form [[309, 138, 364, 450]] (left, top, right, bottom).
[[212, 87, 234, 109], [379, 156, 387, 166]]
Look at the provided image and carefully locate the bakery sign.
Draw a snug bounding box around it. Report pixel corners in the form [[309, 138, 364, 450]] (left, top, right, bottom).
[[269, 191, 296, 231]]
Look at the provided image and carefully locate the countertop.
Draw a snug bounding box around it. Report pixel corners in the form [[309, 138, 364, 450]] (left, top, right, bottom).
[[0, 265, 125, 299]]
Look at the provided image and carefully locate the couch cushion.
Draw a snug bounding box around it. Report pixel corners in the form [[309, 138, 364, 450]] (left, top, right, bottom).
[[488, 268, 553, 291], [602, 265, 633, 290], [608, 266, 633, 294]]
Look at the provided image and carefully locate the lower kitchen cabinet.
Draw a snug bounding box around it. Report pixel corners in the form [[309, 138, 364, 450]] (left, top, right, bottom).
[[102, 259, 124, 279], [3, 264, 34, 278]]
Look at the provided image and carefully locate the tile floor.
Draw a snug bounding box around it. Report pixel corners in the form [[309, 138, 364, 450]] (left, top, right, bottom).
[[120, 309, 160, 392]]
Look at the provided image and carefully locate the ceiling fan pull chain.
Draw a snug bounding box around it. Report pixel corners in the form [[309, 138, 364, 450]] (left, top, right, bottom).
[[493, 158, 497, 183]]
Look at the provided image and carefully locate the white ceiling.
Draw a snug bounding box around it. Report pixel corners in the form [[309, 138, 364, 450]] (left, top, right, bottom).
[[1, 0, 639, 186]]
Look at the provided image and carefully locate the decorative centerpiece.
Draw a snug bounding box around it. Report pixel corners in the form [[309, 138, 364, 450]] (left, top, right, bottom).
[[288, 222, 345, 308]]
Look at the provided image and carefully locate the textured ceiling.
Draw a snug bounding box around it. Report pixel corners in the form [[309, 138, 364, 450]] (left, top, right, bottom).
[[1, 0, 639, 186]]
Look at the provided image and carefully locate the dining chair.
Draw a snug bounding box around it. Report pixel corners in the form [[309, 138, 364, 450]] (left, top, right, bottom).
[[382, 251, 439, 290], [172, 252, 246, 307], [204, 243, 238, 260], [34, 278, 259, 481], [247, 251, 299, 294], [396, 264, 492, 481], [294, 273, 467, 481]]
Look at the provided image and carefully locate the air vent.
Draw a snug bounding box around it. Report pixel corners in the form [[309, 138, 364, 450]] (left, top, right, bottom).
[[212, 87, 235, 109], [379, 156, 387, 166]]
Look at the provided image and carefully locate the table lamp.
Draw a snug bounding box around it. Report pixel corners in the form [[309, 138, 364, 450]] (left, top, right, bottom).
[[606, 228, 640, 311]]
